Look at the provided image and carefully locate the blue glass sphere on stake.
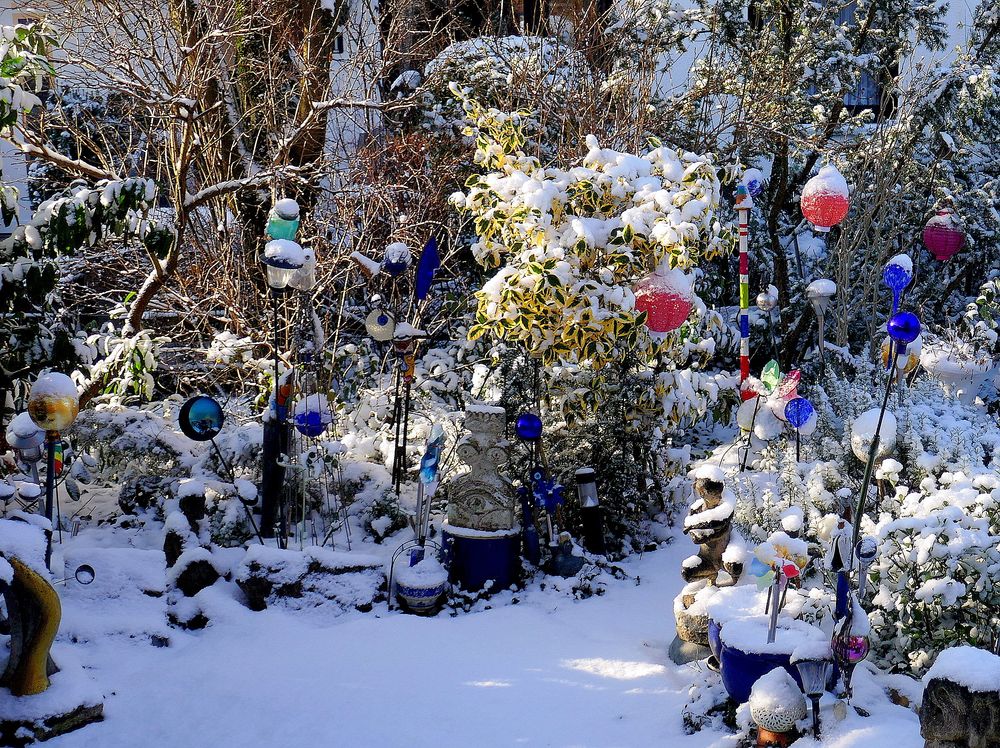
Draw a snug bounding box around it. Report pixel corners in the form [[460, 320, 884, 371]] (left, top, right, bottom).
[[887, 312, 921, 344], [883, 262, 912, 313], [515, 413, 543, 441], [179, 396, 224, 441], [784, 397, 815, 430]]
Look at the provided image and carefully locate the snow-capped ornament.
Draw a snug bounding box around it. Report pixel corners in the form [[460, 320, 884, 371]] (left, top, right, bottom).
[[741, 168, 765, 198], [749, 667, 808, 736], [633, 269, 693, 333], [883, 255, 913, 313], [382, 242, 412, 277], [266, 198, 300, 241], [28, 372, 80, 432], [262, 239, 305, 289], [850, 408, 897, 462], [800, 164, 850, 232], [923, 205, 965, 261], [293, 393, 334, 437], [756, 285, 778, 312]]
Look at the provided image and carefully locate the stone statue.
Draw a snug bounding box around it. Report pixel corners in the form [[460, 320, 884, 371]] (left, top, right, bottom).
[[671, 467, 744, 664], [681, 471, 743, 585], [445, 406, 516, 531], [921, 672, 1000, 748]]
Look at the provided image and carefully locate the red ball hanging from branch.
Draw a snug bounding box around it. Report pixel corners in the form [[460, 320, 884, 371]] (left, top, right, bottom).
[[800, 164, 850, 233], [923, 205, 965, 261], [634, 269, 694, 333]]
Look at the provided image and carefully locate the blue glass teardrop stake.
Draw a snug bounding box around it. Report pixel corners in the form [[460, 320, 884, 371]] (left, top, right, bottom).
[[887, 311, 921, 344], [515, 413, 543, 441], [784, 397, 815, 430], [883, 263, 912, 313]]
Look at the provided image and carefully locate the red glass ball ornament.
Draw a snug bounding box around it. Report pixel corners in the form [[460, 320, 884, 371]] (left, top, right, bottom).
[[923, 208, 965, 261], [634, 272, 693, 333], [801, 165, 850, 232]]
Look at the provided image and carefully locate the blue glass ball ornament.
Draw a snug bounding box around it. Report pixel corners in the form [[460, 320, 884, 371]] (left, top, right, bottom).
[[784, 397, 815, 430], [515, 413, 543, 441], [179, 396, 224, 441], [887, 311, 921, 344], [293, 395, 333, 437]]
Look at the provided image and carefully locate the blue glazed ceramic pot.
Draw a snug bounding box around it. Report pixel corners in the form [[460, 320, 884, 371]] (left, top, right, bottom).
[[719, 643, 804, 703]]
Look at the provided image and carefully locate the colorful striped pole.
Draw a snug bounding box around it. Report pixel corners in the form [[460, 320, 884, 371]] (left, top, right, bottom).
[[735, 184, 754, 399]]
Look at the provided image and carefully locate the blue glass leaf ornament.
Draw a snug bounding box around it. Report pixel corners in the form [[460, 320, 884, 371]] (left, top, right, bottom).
[[414, 236, 440, 301]]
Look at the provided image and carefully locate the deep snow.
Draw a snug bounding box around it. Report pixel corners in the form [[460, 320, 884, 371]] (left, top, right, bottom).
[[9, 533, 926, 748]]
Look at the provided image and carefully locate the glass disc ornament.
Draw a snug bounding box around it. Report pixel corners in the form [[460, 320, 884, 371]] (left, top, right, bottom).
[[800, 164, 850, 232], [365, 309, 396, 342], [887, 311, 921, 344], [633, 269, 693, 333], [923, 207, 965, 261], [6, 411, 45, 451], [883, 255, 913, 313], [28, 372, 80, 432], [293, 393, 334, 437], [784, 397, 814, 430], [515, 413, 543, 441], [178, 396, 224, 441]]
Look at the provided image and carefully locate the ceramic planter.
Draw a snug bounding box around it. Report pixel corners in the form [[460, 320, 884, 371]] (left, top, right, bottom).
[[921, 347, 995, 405]]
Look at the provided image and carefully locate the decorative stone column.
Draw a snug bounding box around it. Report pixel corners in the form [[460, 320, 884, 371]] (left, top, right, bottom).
[[442, 405, 520, 592]]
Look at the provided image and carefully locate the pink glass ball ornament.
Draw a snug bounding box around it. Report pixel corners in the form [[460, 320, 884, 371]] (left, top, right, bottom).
[[801, 165, 850, 233], [633, 271, 693, 333], [923, 207, 965, 261]]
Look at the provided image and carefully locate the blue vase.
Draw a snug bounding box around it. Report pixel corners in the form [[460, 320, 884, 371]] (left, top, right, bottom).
[[395, 578, 446, 615]]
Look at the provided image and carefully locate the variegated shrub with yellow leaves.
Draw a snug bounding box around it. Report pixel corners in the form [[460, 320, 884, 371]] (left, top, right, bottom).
[[451, 93, 734, 371]]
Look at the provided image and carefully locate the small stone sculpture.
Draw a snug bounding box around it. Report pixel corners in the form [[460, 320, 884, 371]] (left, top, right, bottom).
[[920, 646, 1000, 748], [445, 405, 516, 531], [671, 466, 744, 662], [681, 468, 743, 585]]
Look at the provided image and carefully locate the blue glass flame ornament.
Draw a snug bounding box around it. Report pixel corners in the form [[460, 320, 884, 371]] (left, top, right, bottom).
[[515, 412, 543, 441], [419, 424, 445, 485], [179, 396, 224, 441], [530, 465, 565, 514], [784, 397, 815, 430], [414, 236, 440, 301], [887, 312, 921, 345], [883, 262, 912, 313]]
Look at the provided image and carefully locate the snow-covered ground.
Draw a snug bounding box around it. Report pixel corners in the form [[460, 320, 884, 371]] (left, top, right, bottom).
[[20, 530, 924, 748]]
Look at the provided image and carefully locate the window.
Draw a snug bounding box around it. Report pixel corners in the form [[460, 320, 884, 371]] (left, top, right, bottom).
[[332, 31, 345, 55]]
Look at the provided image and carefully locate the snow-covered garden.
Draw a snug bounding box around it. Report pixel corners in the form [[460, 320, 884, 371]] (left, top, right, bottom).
[[3, 2, 1000, 746]]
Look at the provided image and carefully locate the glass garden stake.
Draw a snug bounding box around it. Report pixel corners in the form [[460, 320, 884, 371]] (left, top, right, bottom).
[[851, 312, 920, 552], [806, 280, 836, 380]]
